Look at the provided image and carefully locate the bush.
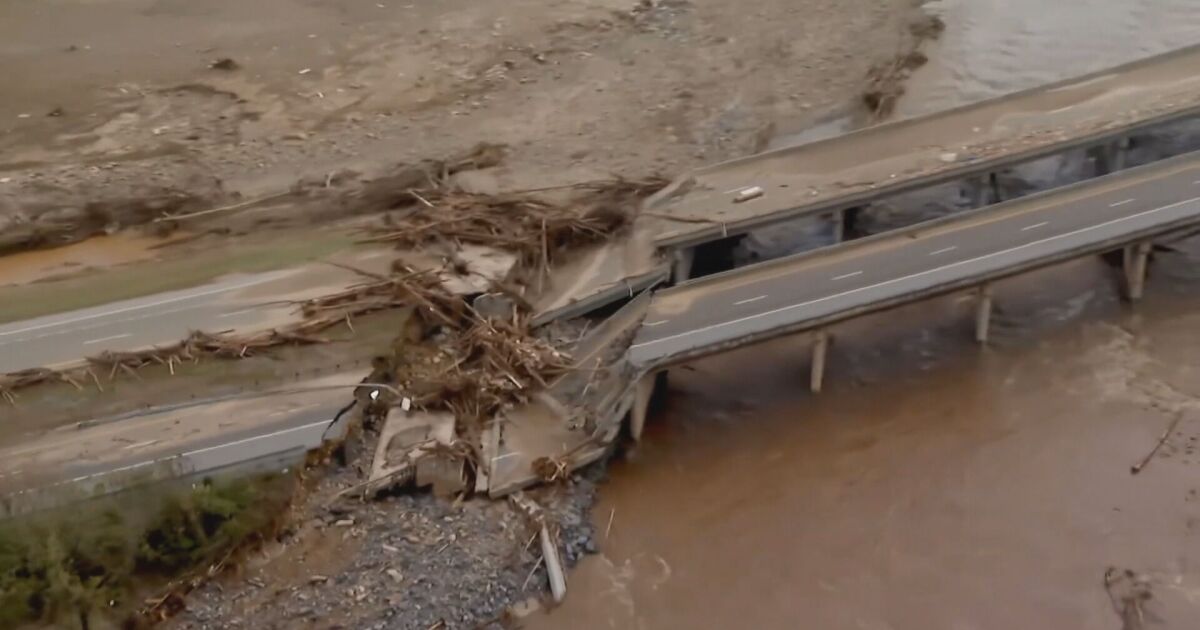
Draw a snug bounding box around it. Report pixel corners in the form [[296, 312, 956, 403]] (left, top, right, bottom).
[[0, 474, 289, 629]]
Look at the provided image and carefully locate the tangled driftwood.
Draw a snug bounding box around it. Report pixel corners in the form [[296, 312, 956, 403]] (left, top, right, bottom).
[[361, 177, 667, 274]]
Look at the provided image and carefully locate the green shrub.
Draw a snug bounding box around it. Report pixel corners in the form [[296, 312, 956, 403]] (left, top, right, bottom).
[[0, 474, 290, 629]]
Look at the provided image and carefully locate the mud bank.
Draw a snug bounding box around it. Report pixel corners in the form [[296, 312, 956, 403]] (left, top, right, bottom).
[[0, 0, 926, 255]]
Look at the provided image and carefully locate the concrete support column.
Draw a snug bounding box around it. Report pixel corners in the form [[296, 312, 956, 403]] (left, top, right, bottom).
[[672, 247, 696, 284], [1111, 136, 1130, 172], [831, 209, 845, 244], [1089, 145, 1110, 176], [811, 331, 830, 393], [968, 175, 990, 208], [975, 284, 993, 344], [1096, 137, 1131, 176], [1123, 241, 1152, 301], [630, 373, 658, 441]]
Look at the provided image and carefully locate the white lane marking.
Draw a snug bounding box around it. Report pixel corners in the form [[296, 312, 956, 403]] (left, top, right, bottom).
[[632, 195, 1200, 351], [734, 295, 767, 306], [219, 306, 262, 319], [643, 320, 670, 327], [0, 304, 205, 348], [83, 333, 133, 345], [0, 274, 283, 338], [122, 439, 161, 451], [929, 246, 958, 256], [1110, 198, 1136, 207], [832, 271, 863, 280], [1021, 221, 1050, 231]]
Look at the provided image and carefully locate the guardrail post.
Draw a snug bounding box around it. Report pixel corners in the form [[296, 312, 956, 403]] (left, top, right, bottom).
[[1123, 241, 1152, 301], [810, 331, 830, 393], [975, 284, 993, 344], [672, 247, 696, 284], [831, 209, 845, 243]]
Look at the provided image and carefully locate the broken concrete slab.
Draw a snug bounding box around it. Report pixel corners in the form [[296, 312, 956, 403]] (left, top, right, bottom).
[[392, 243, 518, 296], [366, 409, 460, 496], [530, 225, 668, 325], [472, 292, 517, 320], [487, 294, 650, 496]]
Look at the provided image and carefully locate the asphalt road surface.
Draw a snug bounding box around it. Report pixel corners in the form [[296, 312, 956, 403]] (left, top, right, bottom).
[[643, 44, 1200, 247], [0, 380, 352, 501], [0, 249, 395, 374], [631, 154, 1200, 368], [0, 271, 300, 373]]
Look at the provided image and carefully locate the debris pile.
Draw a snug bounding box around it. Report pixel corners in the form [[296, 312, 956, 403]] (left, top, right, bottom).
[[0, 368, 79, 404], [322, 262, 575, 422], [0, 307, 383, 402], [361, 176, 668, 275]]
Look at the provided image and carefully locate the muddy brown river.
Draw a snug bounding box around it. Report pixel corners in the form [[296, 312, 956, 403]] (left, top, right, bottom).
[[529, 2, 1200, 628]]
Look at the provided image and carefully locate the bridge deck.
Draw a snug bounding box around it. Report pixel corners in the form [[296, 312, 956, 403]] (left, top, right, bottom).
[[642, 44, 1200, 248], [631, 153, 1200, 368]]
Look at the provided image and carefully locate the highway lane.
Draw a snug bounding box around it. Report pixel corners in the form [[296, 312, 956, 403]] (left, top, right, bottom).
[[0, 249, 393, 373], [630, 154, 1200, 367], [0, 271, 295, 372], [642, 44, 1200, 248], [0, 378, 353, 502]]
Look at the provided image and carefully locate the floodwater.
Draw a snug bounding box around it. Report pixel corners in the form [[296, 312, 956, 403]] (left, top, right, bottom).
[[530, 3, 1200, 629], [896, 0, 1200, 118], [0, 231, 182, 287]]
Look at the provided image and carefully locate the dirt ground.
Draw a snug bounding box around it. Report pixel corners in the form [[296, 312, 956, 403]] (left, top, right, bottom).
[[0, 0, 928, 251]]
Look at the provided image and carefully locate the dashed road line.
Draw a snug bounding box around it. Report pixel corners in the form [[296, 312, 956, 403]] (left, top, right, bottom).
[[631, 195, 1200, 352], [83, 333, 133, 345], [219, 307, 262, 319]]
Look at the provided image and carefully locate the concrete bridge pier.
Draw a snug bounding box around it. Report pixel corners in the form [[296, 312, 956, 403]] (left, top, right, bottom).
[[672, 247, 696, 284], [810, 330, 831, 393], [1092, 136, 1132, 176], [629, 371, 669, 441], [831, 209, 845, 243], [967, 175, 992, 208], [975, 284, 994, 344], [1122, 241, 1152, 301], [1109, 136, 1132, 173]]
